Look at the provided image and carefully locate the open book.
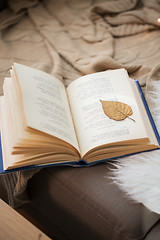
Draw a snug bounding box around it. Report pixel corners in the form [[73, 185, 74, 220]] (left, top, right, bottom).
[[0, 63, 159, 172]]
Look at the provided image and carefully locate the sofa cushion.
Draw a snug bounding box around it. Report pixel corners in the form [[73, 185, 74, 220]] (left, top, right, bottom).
[[25, 162, 160, 240], [145, 220, 160, 240]]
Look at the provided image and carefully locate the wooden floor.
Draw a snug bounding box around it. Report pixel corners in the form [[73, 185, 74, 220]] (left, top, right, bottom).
[[0, 199, 51, 240]]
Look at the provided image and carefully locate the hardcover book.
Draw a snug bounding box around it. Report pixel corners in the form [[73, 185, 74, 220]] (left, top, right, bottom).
[[0, 63, 159, 173]]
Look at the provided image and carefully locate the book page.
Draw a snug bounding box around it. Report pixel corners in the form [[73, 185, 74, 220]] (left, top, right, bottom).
[[67, 69, 150, 157], [13, 63, 79, 151]]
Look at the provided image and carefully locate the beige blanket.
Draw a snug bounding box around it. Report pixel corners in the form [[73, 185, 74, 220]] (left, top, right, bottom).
[[0, 0, 160, 208]]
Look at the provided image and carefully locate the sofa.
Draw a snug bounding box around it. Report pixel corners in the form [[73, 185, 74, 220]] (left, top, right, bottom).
[[1, 0, 160, 239], [2, 160, 160, 239], [16, 163, 160, 240]]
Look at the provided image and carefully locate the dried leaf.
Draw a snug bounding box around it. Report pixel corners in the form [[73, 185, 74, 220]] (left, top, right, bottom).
[[100, 100, 135, 121]]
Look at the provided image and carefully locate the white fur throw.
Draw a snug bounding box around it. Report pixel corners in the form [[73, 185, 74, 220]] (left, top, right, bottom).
[[112, 64, 160, 214]]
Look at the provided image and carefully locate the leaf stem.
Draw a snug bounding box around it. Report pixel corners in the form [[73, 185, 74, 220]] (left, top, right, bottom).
[[127, 116, 136, 122]]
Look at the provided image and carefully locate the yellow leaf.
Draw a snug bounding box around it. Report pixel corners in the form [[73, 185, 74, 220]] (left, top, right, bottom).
[[100, 100, 135, 122]]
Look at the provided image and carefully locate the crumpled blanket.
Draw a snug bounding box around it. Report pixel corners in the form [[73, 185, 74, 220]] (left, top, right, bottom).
[[0, 0, 160, 208]]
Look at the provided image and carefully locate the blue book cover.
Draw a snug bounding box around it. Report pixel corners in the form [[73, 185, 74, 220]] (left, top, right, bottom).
[[0, 80, 160, 174], [135, 80, 160, 146]]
